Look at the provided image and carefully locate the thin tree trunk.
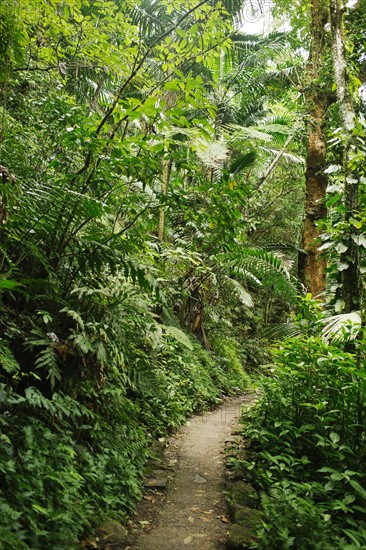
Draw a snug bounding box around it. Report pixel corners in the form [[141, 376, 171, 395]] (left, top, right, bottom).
[[158, 157, 172, 242], [298, 0, 330, 298]]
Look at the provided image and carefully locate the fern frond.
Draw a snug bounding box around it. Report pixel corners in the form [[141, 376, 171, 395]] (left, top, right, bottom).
[[0, 340, 20, 374], [59, 307, 85, 330], [34, 347, 61, 389], [219, 247, 298, 303]]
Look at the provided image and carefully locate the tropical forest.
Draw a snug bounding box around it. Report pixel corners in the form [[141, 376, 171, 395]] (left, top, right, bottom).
[[0, 0, 366, 548]]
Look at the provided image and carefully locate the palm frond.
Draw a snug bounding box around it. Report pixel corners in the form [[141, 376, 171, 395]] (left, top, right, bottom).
[[321, 312, 362, 342], [223, 276, 254, 308], [224, 123, 273, 142], [260, 146, 304, 164], [228, 150, 257, 174], [264, 311, 362, 343], [262, 321, 306, 340], [218, 247, 298, 303]]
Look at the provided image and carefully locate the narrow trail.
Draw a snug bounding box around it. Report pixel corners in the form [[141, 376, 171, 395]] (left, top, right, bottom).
[[130, 394, 255, 550]]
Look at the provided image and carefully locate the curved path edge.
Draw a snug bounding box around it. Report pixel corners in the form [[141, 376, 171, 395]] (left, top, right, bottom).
[[128, 393, 256, 550]]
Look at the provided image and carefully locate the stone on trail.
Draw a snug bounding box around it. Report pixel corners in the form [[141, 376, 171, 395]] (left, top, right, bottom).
[[143, 469, 168, 488], [96, 519, 128, 545], [194, 473, 207, 483]]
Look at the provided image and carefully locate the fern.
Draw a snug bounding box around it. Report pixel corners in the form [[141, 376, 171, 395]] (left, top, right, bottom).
[[24, 387, 56, 412], [0, 340, 20, 375], [34, 347, 61, 389], [218, 247, 298, 303], [69, 332, 94, 355], [59, 307, 85, 330]]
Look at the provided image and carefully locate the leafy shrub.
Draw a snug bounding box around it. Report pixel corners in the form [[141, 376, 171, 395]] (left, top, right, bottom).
[[237, 298, 366, 548], [0, 383, 147, 549], [133, 336, 250, 436], [210, 336, 252, 391], [0, 284, 250, 548]]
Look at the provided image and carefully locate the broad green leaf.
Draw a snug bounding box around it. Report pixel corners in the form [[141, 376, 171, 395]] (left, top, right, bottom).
[[0, 279, 19, 289], [350, 480, 366, 501], [163, 325, 193, 351], [330, 431, 340, 444]]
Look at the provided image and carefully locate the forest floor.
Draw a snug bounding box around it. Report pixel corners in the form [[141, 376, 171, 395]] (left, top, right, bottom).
[[124, 394, 255, 550]]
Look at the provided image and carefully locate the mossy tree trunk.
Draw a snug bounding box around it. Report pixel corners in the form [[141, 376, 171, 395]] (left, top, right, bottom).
[[298, 0, 330, 298]]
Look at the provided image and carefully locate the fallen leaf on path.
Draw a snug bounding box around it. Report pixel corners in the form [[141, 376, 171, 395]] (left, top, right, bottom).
[[188, 516, 195, 523], [143, 495, 156, 502], [184, 535, 193, 544], [217, 515, 230, 523], [199, 516, 212, 523], [191, 507, 200, 512], [203, 510, 213, 514]]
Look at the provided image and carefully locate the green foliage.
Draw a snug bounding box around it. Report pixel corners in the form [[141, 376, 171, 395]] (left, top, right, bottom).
[[236, 299, 366, 549], [210, 336, 252, 389], [0, 0, 309, 546], [0, 384, 146, 549]]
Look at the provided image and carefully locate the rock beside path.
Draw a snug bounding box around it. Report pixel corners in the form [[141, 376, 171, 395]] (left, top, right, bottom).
[[96, 519, 128, 546]]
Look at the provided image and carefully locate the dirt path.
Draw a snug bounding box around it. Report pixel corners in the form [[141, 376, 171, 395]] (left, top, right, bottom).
[[129, 394, 255, 550]]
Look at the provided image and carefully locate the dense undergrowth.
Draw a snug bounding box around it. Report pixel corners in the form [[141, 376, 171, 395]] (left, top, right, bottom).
[[0, 1, 339, 548], [234, 297, 366, 549], [0, 268, 255, 549]]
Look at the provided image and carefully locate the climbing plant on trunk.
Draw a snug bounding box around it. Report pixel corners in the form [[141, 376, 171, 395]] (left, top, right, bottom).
[[328, 0, 363, 313]]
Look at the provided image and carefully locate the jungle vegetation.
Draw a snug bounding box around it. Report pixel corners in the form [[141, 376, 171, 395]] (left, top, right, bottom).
[[0, 0, 365, 548]]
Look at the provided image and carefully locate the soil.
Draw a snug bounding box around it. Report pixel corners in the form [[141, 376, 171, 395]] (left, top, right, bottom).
[[125, 394, 256, 550]]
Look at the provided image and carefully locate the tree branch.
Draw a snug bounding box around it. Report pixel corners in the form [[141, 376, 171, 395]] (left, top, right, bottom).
[[256, 131, 297, 189]]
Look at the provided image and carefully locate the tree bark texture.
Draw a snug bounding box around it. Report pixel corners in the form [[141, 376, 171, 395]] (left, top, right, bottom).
[[299, 0, 330, 298]]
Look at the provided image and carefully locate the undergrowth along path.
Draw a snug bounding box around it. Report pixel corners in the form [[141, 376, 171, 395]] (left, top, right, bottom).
[[131, 394, 255, 550]]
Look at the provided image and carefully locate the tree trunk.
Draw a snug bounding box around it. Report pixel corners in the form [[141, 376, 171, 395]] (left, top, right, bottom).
[[329, 0, 360, 313], [158, 157, 172, 242], [299, 0, 330, 298]]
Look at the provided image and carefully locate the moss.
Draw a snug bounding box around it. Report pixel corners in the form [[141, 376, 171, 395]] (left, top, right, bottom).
[[233, 505, 263, 527], [228, 520, 261, 549], [228, 481, 259, 512]]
